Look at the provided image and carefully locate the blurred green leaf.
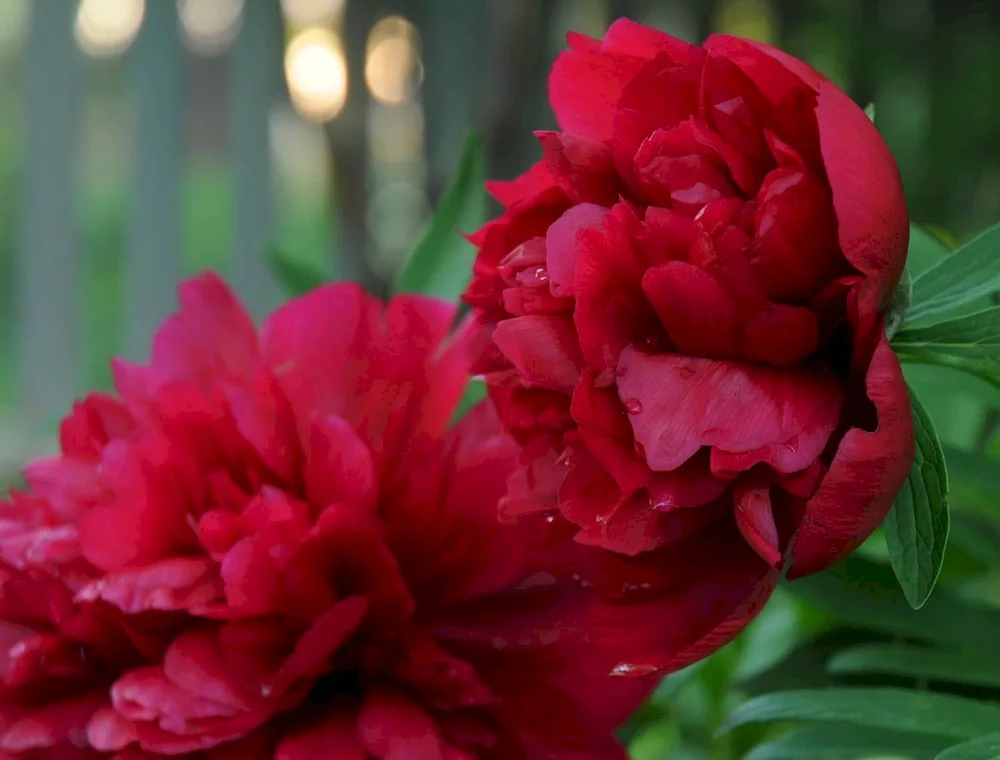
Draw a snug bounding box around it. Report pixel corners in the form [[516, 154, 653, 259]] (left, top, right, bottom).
[[787, 556, 1000, 653], [864, 102, 876, 122], [907, 224, 952, 277], [394, 131, 487, 300], [828, 644, 1000, 687], [944, 445, 1000, 495], [883, 391, 950, 609], [450, 378, 487, 424], [266, 244, 331, 297], [745, 725, 953, 760], [734, 590, 809, 682], [895, 307, 1000, 380], [935, 732, 1000, 760], [723, 688, 1000, 739], [908, 222, 1000, 325]]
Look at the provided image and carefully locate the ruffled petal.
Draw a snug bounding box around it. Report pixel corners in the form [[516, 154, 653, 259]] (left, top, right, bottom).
[[788, 334, 913, 578]]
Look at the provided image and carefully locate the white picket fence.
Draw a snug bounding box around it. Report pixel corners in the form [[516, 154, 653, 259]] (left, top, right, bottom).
[[11, 0, 284, 457]]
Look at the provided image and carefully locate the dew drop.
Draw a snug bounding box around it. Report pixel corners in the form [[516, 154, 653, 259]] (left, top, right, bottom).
[[678, 365, 696, 380], [615, 364, 628, 379], [491, 637, 508, 650], [609, 662, 661, 678], [260, 684, 273, 697], [624, 398, 643, 415], [544, 514, 556, 523]]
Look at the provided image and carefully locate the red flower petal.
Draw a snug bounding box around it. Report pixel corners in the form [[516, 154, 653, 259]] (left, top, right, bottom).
[[733, 477, 783, 567], [545, 203, 610, 298], [643, 261, 739, 359], [493, 315, 584, 394], [788, 334, 913, 578], [260, 283, 381, 433], [357, 688, 444, 760], [305, 415, 376, 512], [149, 273, 258, 390], [276, 710, 365, 760], [617, 348, 843, 474], [75, 557, 219, 613]]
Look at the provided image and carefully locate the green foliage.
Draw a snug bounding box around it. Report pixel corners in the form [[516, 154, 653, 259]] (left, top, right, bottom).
[[828, 644, 1000, 688], [883, 392, 950, 608], [907, 221, 1000, 325], [895, 307, 1000, 381], [266, 244, 332, 297], [936, 733, 1000, 760], [745, 726, 952, 760], [394, 132, 487, 300], [723, 688, 1000, 739]]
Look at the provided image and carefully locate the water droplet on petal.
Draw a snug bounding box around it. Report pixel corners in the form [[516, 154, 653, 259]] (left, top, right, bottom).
[[260, 684, 273, 697], [492, 637, 508, 650], [610, 662, 661, 678], [544, 514, 556, 523], [615, 364, 628, 379], [678, 365, 696, 380], [624, 398, 643, 415]]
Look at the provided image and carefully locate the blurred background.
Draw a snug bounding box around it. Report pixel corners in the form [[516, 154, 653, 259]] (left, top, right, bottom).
[[1, 0, 999, 459], [2, 4, 1000, 760]]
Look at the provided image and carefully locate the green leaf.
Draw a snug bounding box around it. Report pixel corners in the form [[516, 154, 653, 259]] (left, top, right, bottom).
[[394, 132, 487, 300], [864, 102, 876, 122], [722, 688, 1000, 740], [266, 244, 331, 297], [828, 644, 1000, 688], [944, 445, 1000, 495], [787, 556, 1000, 654], [936, 732, 1000, 760], [895, 307, 1000, 380], [745, 725, 953, 760], [882, 391, 950, 608], [907, 224, 952, 278], [450, 379, 487, 424], [908, 221, 1000, 325]]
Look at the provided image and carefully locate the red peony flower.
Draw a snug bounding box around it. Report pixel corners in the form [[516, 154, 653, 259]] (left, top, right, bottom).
[[0, 273, 657, 759], [464, 20, 914, 663]]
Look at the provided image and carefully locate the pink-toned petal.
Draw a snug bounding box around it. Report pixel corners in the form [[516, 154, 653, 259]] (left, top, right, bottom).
[[493, 315, 584, 394], [617, 349, 843, 474], [357, 688, 443, 760], [162, 631, 255, 711], [733, 478, 783, 567], [545, 203, 610, 297], [601, 18, 700, 64], [221, 367, 300, 483], [75, 557, 219, 613], [276, 710, 365, 760], [150, 272, 258, 389], [304, 415, 376, 511], [643, 261, 739, 359], [111, 666, 241, 724], [87, 706, 137, 751], [1, 692, 106, 752], [260, 283, 382, 432], [788, 334, 913, 578], [549, 43, 652, 143]]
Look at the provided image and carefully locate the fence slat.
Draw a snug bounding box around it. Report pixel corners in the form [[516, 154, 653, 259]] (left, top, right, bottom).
[[124, 0, 185, 360], [17, 0, 82, 429], [229, 0, 282, 320]]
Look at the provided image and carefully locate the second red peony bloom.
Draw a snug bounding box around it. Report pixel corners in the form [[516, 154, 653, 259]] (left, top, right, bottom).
[[465, 19, 915, 657]]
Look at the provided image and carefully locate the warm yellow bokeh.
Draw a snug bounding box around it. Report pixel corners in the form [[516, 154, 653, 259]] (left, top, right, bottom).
[[280, 0, 345, 27], [365, 15, 421, 106], [177, 0, 244, 55], [74, 0, 145, 58], [285, 27, 348, 122]]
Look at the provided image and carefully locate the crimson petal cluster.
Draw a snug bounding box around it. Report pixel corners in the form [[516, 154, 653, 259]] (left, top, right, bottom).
[[0, 274, 654, 759], [465, 19, 914, 667]]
